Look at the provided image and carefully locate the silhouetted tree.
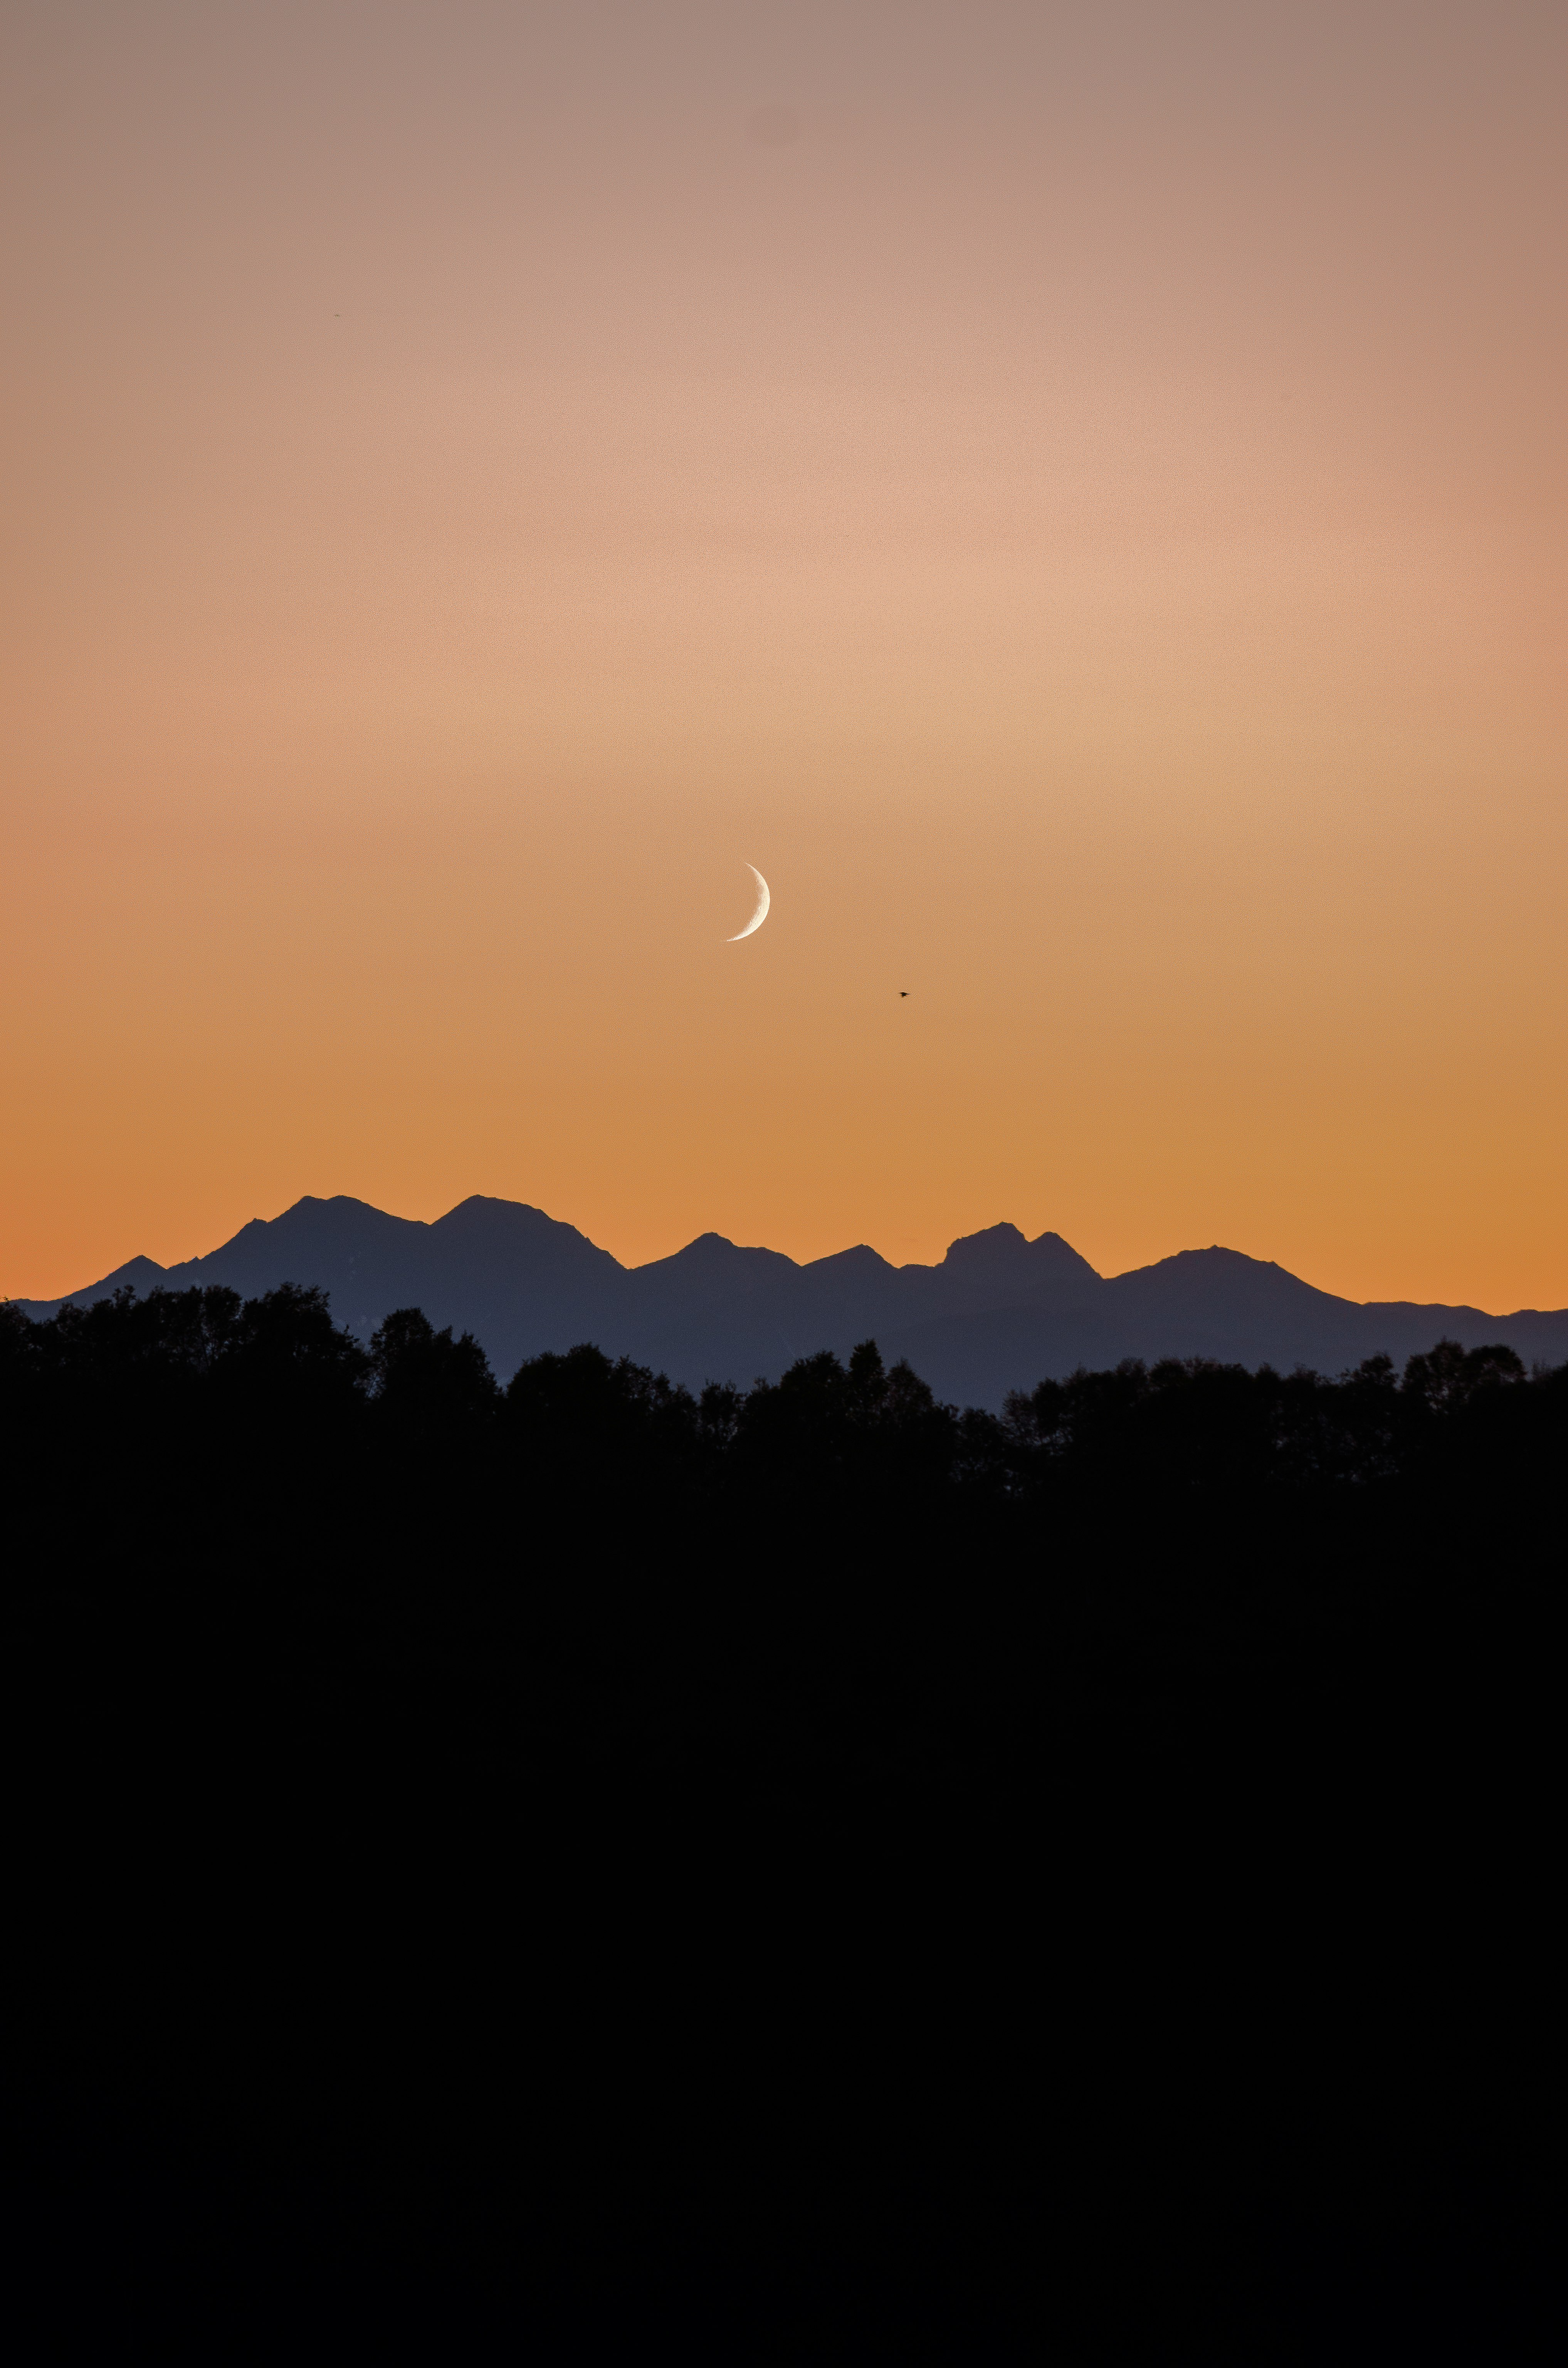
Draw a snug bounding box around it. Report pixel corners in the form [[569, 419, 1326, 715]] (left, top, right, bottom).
[[1402, 1336, 1526, 1411], [370, 1306, 499, 1424]]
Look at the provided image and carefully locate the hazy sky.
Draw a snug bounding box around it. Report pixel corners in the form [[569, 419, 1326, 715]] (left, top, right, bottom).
[[4, 0, 1564, 1306]]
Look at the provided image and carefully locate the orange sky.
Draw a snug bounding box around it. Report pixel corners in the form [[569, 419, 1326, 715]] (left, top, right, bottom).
[[4, 0, 1565, 1309]]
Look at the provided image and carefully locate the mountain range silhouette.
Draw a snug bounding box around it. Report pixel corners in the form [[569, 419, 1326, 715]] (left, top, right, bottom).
[[14, 1194, 1568, 1403]]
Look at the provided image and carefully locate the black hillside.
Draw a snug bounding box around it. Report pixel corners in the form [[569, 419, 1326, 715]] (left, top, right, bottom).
[[1, 1287, 1563, 2360]]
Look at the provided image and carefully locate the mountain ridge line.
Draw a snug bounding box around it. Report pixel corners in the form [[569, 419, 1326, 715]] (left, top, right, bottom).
[[12, 1192, 1566, 1409]]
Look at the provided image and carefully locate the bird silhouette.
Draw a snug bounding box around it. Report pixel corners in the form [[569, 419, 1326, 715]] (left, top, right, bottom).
[[900, 991, 909, 997]]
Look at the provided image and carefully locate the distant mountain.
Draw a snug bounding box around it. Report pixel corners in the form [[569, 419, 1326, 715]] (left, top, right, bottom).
[[12, 1197, 1567, 1408]]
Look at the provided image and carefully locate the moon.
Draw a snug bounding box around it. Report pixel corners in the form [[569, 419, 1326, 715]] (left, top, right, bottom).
[[727, 863, 771, 941]]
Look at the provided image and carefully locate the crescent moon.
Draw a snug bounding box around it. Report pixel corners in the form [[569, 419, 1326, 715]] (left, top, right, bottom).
[[727, 863, 771, 941]]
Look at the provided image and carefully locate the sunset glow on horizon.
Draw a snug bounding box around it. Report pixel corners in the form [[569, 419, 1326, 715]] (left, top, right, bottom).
[[4, 1, 1564, 1310]]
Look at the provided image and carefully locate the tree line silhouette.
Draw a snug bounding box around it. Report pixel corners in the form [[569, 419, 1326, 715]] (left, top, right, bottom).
[[4, 1278, 1558, 1504], [2, 1282, 1563, 2361]]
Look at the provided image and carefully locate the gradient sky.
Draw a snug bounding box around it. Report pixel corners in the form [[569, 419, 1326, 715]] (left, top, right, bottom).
[[4, 0, 1564, 1307]]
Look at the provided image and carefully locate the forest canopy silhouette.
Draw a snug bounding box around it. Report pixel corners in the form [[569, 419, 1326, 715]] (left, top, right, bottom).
[[1, 1283, 1563, 2361], [3, 1279, 1556, 1503]]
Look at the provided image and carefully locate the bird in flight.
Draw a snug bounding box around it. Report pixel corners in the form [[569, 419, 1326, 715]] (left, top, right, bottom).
[[899, 991, 909, 997]]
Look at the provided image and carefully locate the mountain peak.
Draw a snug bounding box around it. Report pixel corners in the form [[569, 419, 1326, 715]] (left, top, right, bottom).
[[940, 1223, 1030, 1267], [803, 1243, 896, 1279], [940, 1223, 1101, 1286], [1105, 1243, 1344, 1319], [647, 1232, 800, 1274]]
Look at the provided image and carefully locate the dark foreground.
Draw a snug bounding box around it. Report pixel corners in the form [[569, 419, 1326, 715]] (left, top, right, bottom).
[[2, 1288, 1563, 2361]]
